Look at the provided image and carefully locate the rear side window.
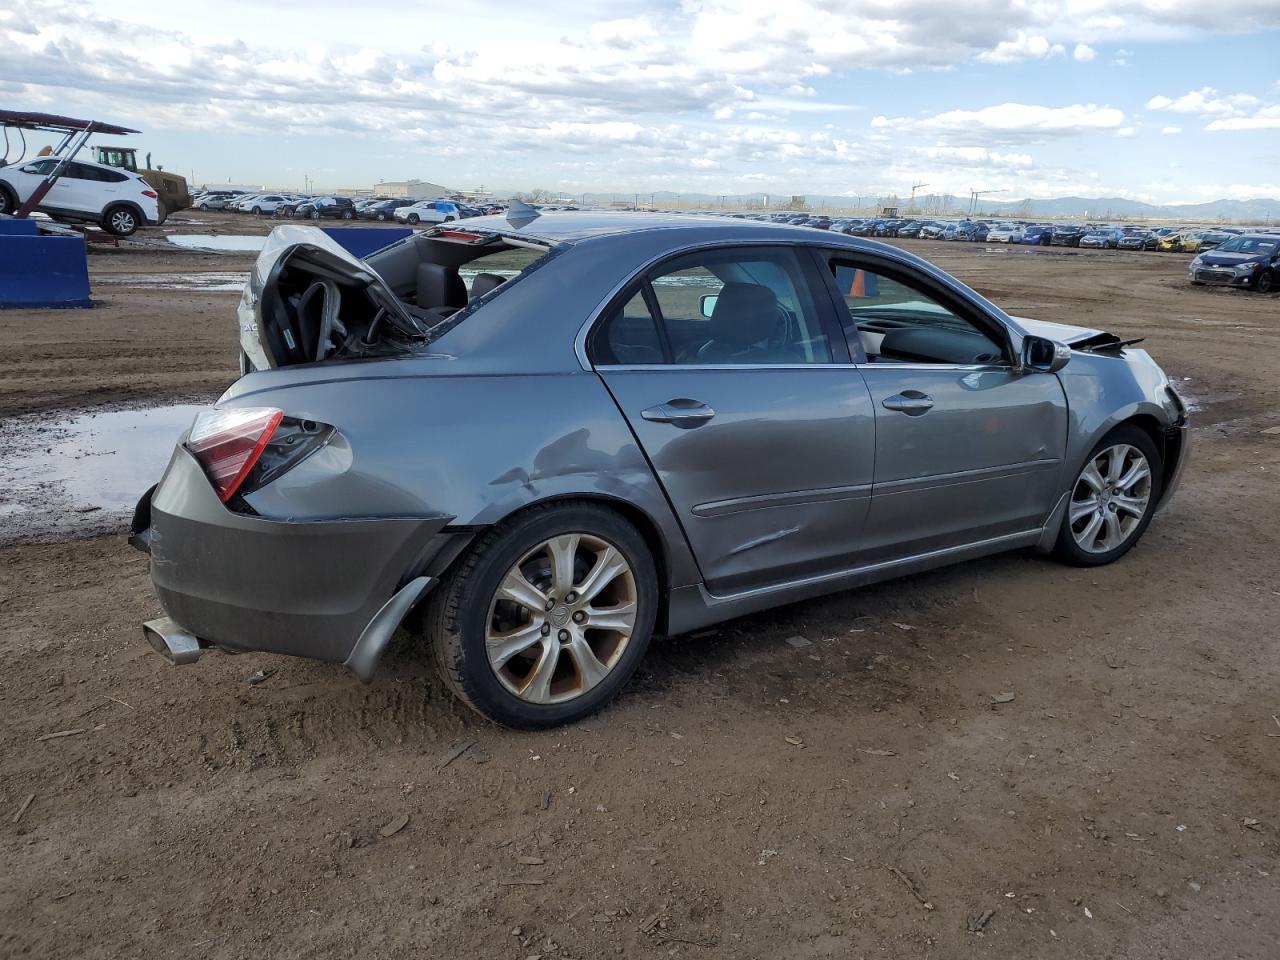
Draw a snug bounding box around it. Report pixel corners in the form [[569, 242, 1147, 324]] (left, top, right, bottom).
[[593, 291, 665, 365], [592, 247, 833, 366]]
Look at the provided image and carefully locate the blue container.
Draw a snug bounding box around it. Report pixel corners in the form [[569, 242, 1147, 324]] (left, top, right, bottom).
[[0, 231, 91, 308], [321, 226, 412, 260]]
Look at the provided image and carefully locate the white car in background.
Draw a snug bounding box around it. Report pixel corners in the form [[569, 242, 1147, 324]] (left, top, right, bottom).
[[237, 194, 295, 215], [0, 156, 163, 235], [986, 223, 1025, 243], [394, 199, 464, 225]]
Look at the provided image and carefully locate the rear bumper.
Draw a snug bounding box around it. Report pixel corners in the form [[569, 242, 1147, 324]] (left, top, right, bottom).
[[137, 447, 458, 676]]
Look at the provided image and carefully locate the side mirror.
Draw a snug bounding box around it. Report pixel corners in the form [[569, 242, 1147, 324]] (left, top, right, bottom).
[[1022, 335, 1070, 374], [699, 294, 718, 319]]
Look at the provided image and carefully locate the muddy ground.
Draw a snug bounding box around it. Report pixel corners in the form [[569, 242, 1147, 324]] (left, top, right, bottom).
[[1, 213, 1278, 959]]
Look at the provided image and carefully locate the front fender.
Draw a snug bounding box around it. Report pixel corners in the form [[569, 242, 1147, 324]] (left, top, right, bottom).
[[1059, 348, 1182, 485]]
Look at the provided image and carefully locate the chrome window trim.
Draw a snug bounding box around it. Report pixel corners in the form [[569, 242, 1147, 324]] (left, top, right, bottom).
[[593, 362, 1013, 373]]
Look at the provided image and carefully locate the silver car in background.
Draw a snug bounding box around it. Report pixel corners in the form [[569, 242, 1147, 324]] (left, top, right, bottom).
[[131, 211, 1190, 728], [986, 223, 1024, 243]]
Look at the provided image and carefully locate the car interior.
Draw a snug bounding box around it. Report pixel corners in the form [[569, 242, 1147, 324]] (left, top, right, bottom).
[[250, 230, 548, 368]]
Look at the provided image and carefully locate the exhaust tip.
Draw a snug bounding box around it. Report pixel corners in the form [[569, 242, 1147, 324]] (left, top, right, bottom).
[[142, 617, 203, 666]]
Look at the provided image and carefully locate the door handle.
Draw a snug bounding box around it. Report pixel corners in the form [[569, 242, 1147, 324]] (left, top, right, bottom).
[[881, 391, 934, 416], [641, 398, 716, 429]]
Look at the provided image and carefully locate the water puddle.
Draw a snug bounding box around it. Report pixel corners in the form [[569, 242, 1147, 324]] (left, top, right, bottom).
[[167, 234, 266, 252], [98, 272, 248, 292], [0, 403, 206, 545]]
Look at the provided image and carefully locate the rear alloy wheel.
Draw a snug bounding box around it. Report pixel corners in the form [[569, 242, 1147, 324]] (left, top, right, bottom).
[[427, 503, 657, 728], [0, 187, 15, 215], [1055, 426, 1162, 566], [103, 205, 139, 236], [1254, 270, 1275, 294], [310, 211, 321, 220], [342, 210, 354, 220]]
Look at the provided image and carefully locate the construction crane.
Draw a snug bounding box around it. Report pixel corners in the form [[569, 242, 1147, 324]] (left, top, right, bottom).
[[909, 182, 929, 202], [968, 188, 1002, 216]]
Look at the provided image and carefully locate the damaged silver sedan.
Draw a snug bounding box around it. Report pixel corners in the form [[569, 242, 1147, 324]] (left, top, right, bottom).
[[132, 210, 1190, 727]]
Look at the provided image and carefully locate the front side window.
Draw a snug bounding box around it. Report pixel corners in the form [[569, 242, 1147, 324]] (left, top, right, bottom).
[[593, 247, 832, 366], [826, 260, 1007, 366]]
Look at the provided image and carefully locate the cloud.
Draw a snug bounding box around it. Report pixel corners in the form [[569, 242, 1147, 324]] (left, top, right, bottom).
[[1073, 43, 1096, 62], [873, 103, 1126, 145], [1146, 87, 1260, 116], [1147, 87, 1280, 132], [1161, 126, 1182, 134], [1116, 126, 1136, 137], [977, 33, 1064, 64]]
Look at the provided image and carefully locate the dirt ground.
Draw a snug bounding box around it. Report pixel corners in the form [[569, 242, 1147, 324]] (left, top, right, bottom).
[[1, 214, 1278, 959]]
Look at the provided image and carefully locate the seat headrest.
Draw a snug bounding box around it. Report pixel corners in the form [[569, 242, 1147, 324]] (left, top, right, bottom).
[[469, 272, 506, 299], [415, 263, 467, 310], [709, 282, 780, 347]]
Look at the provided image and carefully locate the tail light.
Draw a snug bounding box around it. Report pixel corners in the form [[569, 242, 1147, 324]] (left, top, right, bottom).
[[186, 407, 283, 502], [142, 190, 159, 198]]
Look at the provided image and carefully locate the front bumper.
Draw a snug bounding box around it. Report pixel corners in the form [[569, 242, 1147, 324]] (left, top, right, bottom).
[[1189, 267, 1253, 287], [1159, 419, 1191, 509], [135, 446, 458, 677]]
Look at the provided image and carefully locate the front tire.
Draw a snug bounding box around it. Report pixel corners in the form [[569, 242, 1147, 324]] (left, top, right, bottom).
[[103, 204, 139, 236], [1253, 270, 1275, 294], [251, 206, 262, 215], [426, 502, 658, 728], [407, 213, 420, 224], [1054, 426, 1162, 566]]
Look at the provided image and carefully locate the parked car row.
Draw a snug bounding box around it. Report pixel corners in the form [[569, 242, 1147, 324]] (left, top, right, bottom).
[[191, 191, 506, 224]]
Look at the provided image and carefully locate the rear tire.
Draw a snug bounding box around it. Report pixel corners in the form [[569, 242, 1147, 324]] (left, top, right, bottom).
[[0, 186, 15, 216], [103, 204, 139, 236], [425, 502, 658, 729], [1054, 425, 1162, 567]]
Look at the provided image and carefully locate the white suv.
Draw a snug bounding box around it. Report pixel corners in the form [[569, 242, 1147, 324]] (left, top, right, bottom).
[[0, 156, 163, 236], [394, 199, 463, 225]]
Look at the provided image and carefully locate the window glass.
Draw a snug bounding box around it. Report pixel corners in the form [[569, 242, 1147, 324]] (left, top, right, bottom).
[[828, 261, 1006, 366], [594, 290, 665, 365], [25, 159, 58, 176], [65, 162, 98, 180], [646, 248, 832, 365]]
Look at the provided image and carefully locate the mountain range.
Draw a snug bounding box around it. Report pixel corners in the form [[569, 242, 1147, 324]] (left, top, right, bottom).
[[569, 191, 1280, 223]]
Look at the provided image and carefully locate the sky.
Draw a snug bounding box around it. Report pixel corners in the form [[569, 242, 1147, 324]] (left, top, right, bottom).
[[2, 0, 1279, 203]]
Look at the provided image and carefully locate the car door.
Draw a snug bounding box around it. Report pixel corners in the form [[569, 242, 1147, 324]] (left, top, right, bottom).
[[817, 253, 1069, 561], [11, 159, 78, 210], [591, 245, 877, 594]]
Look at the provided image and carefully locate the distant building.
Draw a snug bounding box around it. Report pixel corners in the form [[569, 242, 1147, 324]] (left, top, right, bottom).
[[368, 178, 453, 200]]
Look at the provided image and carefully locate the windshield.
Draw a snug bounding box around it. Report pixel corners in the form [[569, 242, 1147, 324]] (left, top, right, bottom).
[[1215, 236, 1278, 255]]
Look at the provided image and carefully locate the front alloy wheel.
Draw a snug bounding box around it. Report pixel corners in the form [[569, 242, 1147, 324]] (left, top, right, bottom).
[[1056, 426, 1162, 566], [427, 503, 657, 728]]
